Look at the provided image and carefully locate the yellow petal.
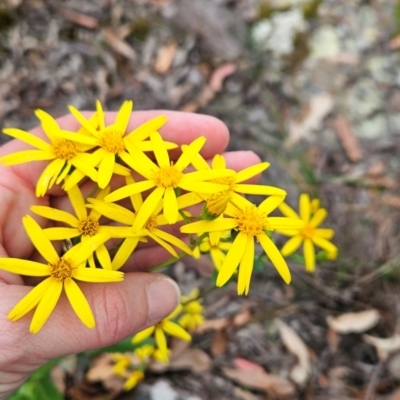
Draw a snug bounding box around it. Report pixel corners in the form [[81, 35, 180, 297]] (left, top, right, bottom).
[[124, 141, 159, 179], [147, 231, 178, 257], [258, 233, 291, 284], [44, 227, 80, 240], [96, 244, 112, 270], [259, 196, 286, 215], [186, 150, 210, 171], [278, 202, 300, 219], [125, 175, 143, 213], [67, 185, 87, 220], [64, 278, 95, 328], [98, 152, 115, 189], [68, 105, 99, 136], [180, 218, 237, 234], [87, 199, 136, 225], [132, 326, 155, 344], [114, 100, 133, 135], [151, 228, 192, 255], [30, 279, 63, 334], [0, 258, 50, 276], [300, 193, 311, 223], [56, 162, 72, 184], [235, 184, 286, 196], [174, 136, 206, 171], [126, 115, 168, 141], [96, 100, 105, 131], [112, 237, 140, 270], [23, 215, 59, 264], [304, 238, 315, 272], [31, 206, 79, 227], [151, 131, 170, 167], [69, 155, 98, 182], [7, 278, 52, 321], [34, 109, 60, 141], [268, 217, 305, 230], [210, 248, 226, 270], [178, 180, 228, 193], [72, 267, 124, 282], [281, 235, 303, 256], [132, 187, 164, 232], [162, 320, 191, 341], [212, 154, 226, 169], [234, 162, 270, 183], [216, 232, 247, 287], [183, 169, 235, 181], [105, 180, 156, 203], [311, 236, 338, 255], [237, 236, 254, 295], [0, 150, 54, 166], [2, 128, 51, 151], [314, 228, 334, 239], [310, 208, 327, 227], [155, 327, 168, 359], [35, 158, 65, 197], [163, 187, 178, 224], [105, 226, 143, 239], [176, 192, 203, 210]]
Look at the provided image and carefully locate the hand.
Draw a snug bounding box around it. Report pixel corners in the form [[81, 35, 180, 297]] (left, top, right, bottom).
[[0, 110, 261, 399]]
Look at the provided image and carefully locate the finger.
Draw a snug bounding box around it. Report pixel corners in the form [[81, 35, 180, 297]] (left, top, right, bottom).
[[0, 111, 230, 197], [0, 273, 180, 367]]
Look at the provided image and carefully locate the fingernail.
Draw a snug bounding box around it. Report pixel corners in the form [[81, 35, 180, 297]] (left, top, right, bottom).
[[146, 278, 181, 324]]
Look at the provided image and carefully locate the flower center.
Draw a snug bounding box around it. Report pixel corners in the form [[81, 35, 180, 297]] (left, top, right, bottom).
[[235, 206, 270, 237], [145, 215, 158, 230], [153, 166, 183, 188], [98, 128, 125, 154], [185, 301, 203, 314], [301, 224, 315, 239], [212, 176, 236, 191], [50, 258, 74, 281], [205, 190, 232, 216], [78, 217, 100, 236], [52, 139, 78, 160]]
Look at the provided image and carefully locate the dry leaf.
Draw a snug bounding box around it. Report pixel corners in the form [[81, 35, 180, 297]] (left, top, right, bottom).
[[86, 353, 116, 382], [275, 319, 311, 386], [233, 358, 265, 373], [233, 387, 260, 400], [223, 368, 295, 398], [233, 309, 252, 327], [195, 317, 230, 333], [211, 329, 228, 356], [102, 29, 136, 61], [287, 93, 334, 145], [62, 7, 99, 29], [363, 333, 400, 360], [209, 63, 236, 92], [334, 116, 362, 162], [155, 42, 177, 74], [327, 309, 380, 334]]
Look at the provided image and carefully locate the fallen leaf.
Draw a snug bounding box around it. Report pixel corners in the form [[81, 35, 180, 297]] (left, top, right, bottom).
[[155, 42, 177, 74], [233, 309, 252, 327], [388, 351, 400, 379], [211, 329, 228, 356], [327, 309, 380, 334], [209, 63, 236, 92], [195, 317, 230, 333], [102, 29, 136, 61], [233, 358, 265, 373], [223, 368, 295, 398], [287, 93, 334, 145], [363, 333, 400, 360], [233, 387, 260, 400], [62, 7, 99, 29], [275, 319, 311, 386], [333, 116, 362, 162]]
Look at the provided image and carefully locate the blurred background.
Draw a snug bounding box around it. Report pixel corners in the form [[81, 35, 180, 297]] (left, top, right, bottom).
[[1, 0, 400, 399]]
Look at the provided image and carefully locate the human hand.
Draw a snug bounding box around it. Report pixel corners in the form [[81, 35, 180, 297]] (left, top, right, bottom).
[[0, 110, 261, 399]]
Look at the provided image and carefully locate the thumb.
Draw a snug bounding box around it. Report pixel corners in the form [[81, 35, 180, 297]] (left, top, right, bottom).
[[0, 272, 180, 395]]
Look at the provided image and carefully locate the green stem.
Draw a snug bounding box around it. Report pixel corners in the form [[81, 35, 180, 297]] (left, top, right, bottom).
[[85, 184, 100, 201]]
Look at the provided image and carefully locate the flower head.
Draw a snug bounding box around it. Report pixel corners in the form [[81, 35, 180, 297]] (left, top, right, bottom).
[[0, 216, 123, 333], [178, 288, 205, 331], [277, 193, 338, 272], [181, 196, 304, 295]]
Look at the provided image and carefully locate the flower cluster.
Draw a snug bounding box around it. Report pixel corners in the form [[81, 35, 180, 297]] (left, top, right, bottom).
[[0, 100, 337, 336]]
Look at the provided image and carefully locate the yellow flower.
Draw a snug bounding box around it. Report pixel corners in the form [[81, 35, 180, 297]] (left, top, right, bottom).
[[65, 100, 175, 189], [123, 370, 144, 391], [197, 236, 232, 271], [0, 216, 123, 333], [134, 344, 170, 364], [132, 304, 191, 361], [181, 196, 305, 295], [0, 110, 98, 196], [104, 132, 235, 230], [179, 288, 205, 331], [189, 153, 286, 217], [88, 180, 193, 270], [31, 185, 141, 270], [277, 194, 338, 272], [112, 353, 132, 376]]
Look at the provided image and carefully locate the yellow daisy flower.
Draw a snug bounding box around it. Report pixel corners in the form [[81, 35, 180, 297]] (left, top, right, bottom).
[[190, 153, 287, 217], [134, 344, 170, 364], [88, 184, 192, 270], [104, 132, 235, 230], [179, 288, 205, 331], [65, 100, 174, 188], [0, 109, 98, 197], [181, 196, 305, 295], [31, 185, 140, 270], [277, 194, 338, 272], [123, 370, 144, 391], [113, 353, 132, 376], [132, 304, 191, 361], [0, 216, 123, 333], [197, 236, 232, 271]]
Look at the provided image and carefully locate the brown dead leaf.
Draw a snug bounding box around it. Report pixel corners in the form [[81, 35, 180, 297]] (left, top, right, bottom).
[[363, 333, 400, 360], [223, 368, 295, 398], [233, 387, 260, 400], [155, 42, 177, 74], [86, 353, 116, 382], [367, 161, 385, 177], [62, 7, 99, 29], [211, 329, 228, 356], [209, 63, 236, 92], [327, 309, 380, 334], [334, 116, 362, 162], [233, 309, 252, 327], [195, 317, 230, 333], [327, 328, 340, 353], [233, 358, 265, 373], [275, 319, 311, 386], [102, 29, 136, 61]]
